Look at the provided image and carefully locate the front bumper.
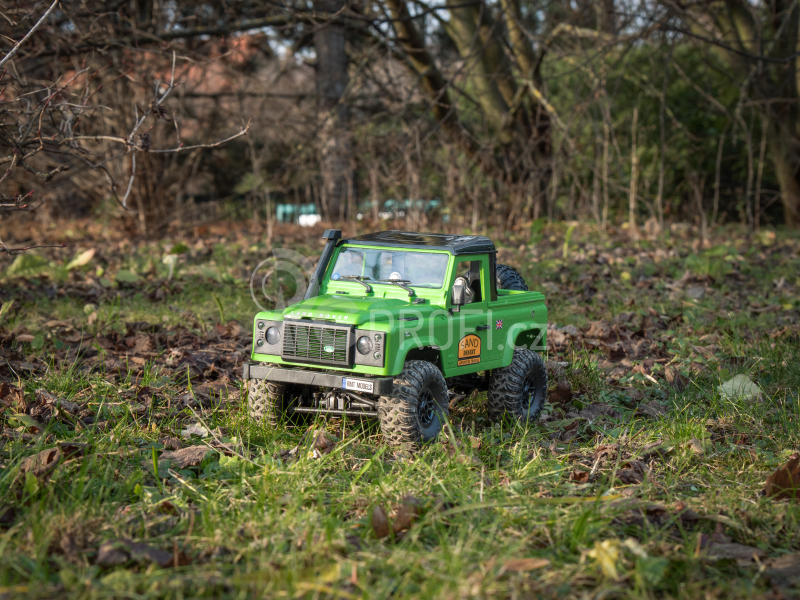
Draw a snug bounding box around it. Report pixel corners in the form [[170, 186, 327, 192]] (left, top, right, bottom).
[[243, 362, 394, 396]]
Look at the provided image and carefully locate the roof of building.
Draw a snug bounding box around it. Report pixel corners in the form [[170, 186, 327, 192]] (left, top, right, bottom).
[[344, 231, 496, 255]]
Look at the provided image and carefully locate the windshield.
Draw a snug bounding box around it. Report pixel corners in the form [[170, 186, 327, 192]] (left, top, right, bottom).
[[329, 247, 450, 289]]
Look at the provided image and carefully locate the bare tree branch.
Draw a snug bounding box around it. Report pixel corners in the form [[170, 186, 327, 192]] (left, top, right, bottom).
[[0, 0, 60, 69]]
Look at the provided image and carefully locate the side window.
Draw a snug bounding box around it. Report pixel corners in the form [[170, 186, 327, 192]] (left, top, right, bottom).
[[457, 259, 484, 303]]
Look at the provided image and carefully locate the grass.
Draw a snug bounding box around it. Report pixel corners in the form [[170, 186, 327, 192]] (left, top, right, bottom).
[[0, 220, 799, 599]]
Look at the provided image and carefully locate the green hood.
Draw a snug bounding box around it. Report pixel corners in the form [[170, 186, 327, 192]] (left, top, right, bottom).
[[282, 294, 429, 326]]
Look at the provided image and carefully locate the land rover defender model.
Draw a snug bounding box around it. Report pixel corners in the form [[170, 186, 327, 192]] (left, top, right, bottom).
[[243, 230, 548, 446]]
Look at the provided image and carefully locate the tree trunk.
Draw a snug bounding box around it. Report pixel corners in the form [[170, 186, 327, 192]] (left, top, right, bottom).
[[769, 132, 800, 228], [445, 0, 512, 140], [628, 107, 639, 241], [600, 0, 616, 34], [313, 0, 352, 221]]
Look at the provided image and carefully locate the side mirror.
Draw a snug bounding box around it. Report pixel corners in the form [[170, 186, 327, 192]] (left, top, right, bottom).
[[451, 283, 466, 312]]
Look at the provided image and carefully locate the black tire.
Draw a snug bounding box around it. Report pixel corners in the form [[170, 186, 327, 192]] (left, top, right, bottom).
[[487, 348, 547, 423], [496, 264, 528, 291], [248, 379, 306, 426], [378, 360, 449, 447]]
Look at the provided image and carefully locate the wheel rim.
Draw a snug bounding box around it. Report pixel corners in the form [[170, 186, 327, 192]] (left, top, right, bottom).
[[522, 374, 541, 412], [417, 387, 436, 428]]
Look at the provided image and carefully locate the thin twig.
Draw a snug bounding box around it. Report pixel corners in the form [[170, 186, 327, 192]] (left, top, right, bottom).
[[121, 152, 136, 209], [148, 123, 251, 153], [0, 243, 66, 255], [0, 0, 60, 69]]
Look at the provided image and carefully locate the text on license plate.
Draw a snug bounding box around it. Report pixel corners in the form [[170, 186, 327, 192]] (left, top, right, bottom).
[[341, 378, 374, 394]]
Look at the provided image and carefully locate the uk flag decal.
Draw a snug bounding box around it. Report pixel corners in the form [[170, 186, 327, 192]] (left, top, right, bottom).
[[495, 319, 503, 329]]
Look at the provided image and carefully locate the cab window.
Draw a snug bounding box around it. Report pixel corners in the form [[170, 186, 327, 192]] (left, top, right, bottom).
[[456, 259, 484, 303]]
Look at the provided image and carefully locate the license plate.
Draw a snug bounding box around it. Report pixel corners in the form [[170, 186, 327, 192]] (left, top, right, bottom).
[[342, 377, 374, 394]]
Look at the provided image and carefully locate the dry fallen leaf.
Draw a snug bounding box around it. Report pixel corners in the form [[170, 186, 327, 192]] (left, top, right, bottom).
[[707, 542, 766, 565], [545, 360, 567, 379], [664, 367, 687, 392], [159, 445, 212, 469], [58, 441, 90, 460], [159, 436, 182, 451], [501, 557, 551, 573], [371, 505, 390, 539], [18, 447, 62, 480], [35, 389, 80, 415], [393, 496, 422, 533], [636, 399, 669, 418], [570, 469, 590, 483], [0, 382, 25, 413], [560, 419, 581, 442], [578, 403, 620, 421], [764, 554, 800, 589], [180, 423, 210, 438], [594, 443, 619, 462], [687, 437, 705, 456], [765, 453, 800, 500], [549, 379, 572, 404], [96, 540, 130, 567], [617, 460, 650, 485], [638, 441, 672, 461], [96, 538, 179, 568], [156, 500, 180, 516], [312, 430, 338, 457]]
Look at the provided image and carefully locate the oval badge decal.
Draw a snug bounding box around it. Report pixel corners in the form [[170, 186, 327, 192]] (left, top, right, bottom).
[[323, 345, 334, 353]]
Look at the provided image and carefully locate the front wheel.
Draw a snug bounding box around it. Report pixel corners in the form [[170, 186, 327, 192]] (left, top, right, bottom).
[[487, 348, 548, 423], [248, 380, 307, 426], [378, 360, 449, 448]]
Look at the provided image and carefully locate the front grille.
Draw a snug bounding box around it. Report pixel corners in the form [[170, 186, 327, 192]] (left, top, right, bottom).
[[282, 322, 351, 366]]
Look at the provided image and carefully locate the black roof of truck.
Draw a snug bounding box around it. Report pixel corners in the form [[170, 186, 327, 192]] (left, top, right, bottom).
[[344, 231, 496, 255]]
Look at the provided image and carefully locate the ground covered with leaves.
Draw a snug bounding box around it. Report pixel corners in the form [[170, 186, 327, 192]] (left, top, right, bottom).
[[0, 221, 799, 599]]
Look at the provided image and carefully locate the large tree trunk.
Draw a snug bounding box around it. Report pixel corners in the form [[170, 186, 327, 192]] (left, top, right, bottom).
[[445, 0, 513, 141], [769, 130, 800, 227], [313, 0, 353, 221]]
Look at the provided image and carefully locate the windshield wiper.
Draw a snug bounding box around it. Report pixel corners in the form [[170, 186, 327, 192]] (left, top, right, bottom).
[[340, 275, 372, 292], [376, 279, 415, 297]]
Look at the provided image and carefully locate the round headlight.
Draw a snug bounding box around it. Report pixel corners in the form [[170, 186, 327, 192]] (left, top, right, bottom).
[[356, 336, 373, 355], [257, 321, 265, 330], [374, 333, 382, 341], [373, 351, 381, 360], [256, 339, 265, 347], [266, 326, 281, 345]]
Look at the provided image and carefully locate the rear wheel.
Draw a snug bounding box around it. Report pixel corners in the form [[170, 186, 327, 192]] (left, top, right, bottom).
[[487, 348, 547, 423], [496, 264, 528, 291], [248, 380, 307, 426], [378, 360, 449, 448]]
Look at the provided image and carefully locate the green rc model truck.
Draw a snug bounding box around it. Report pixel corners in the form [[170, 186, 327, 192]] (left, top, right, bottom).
[[243, 230, 548, 446]]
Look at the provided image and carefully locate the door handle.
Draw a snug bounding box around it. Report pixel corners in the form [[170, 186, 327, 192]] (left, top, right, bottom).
[[476, 325, 489, 331]]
